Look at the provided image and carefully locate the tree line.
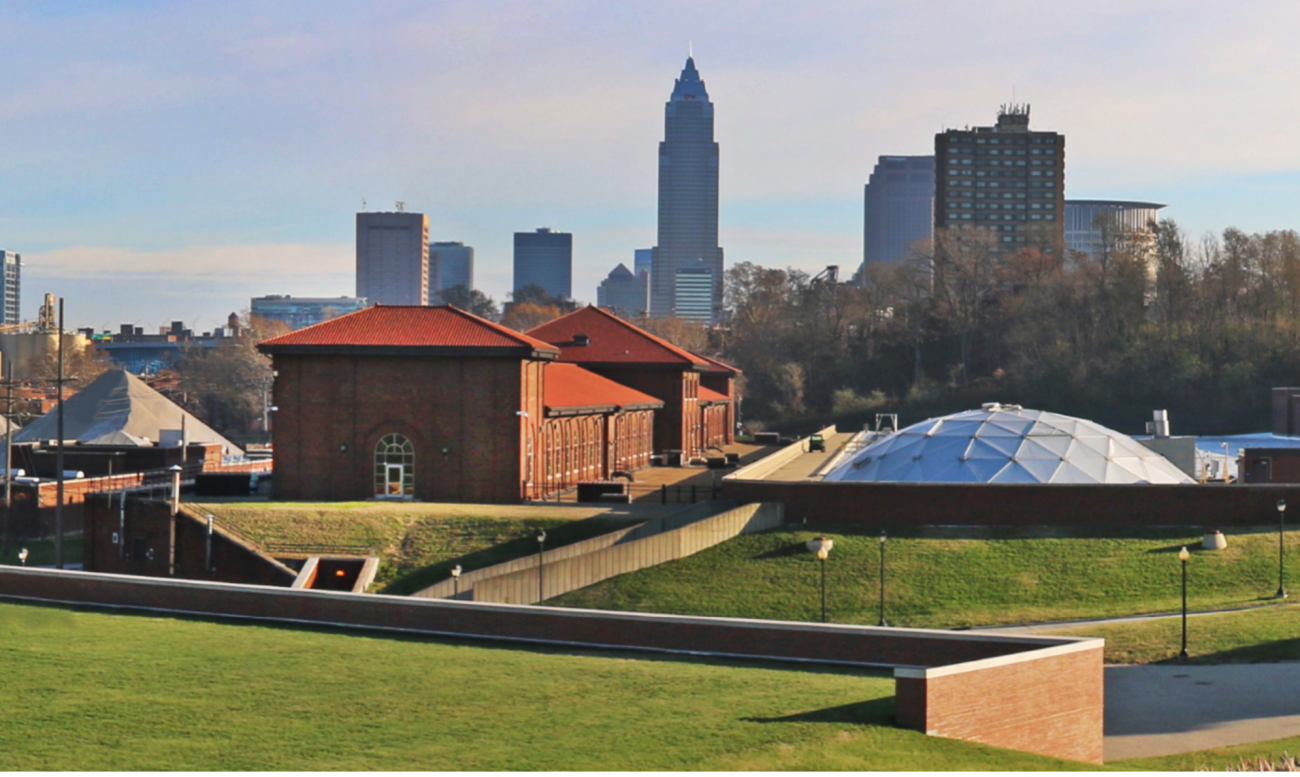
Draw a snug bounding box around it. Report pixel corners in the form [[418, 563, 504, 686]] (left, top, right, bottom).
[[723, 221, 1300, 435]]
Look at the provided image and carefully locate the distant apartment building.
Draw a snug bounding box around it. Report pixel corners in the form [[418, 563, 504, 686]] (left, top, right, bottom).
[[356, 211, 430, 306], [430, 241, 474, 298], [596, 263, 649, 317], [862, 156, 934, 268], [0, 251, 19, 326], [673, 263, 714, 322], [251, 295, 370, 331], [1064, 200, 1166, 259], [513, 228, 572, 300], [934, 105, 1065, 252]]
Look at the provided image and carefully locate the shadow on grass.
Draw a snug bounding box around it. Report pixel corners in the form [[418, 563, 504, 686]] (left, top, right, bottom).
[[742, 697, 895, 726], [1185, 637, 1300, 665], [0, 596, 895, 679], [381, 516, 646, 595]]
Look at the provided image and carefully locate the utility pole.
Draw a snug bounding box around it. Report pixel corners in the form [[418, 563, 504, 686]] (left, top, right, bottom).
[[54, 298, 66, 570], [1, 361, 14, 558]]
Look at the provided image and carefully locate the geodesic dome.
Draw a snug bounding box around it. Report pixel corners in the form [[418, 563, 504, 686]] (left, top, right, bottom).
[[823, 403, 1193, 485]]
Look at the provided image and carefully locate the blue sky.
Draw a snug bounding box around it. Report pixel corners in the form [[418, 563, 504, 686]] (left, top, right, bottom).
[[3, 0, 1300, 332]]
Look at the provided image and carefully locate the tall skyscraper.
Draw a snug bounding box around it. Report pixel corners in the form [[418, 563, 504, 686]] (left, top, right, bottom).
[[934, 105, 1065, 252], [596, 263, 648, 316], [862, 156, 934, 269], [430, 241, 474, 298], [513, 228, 572, 300], [633, 248, 653, 282], [651, 56, 722, 322], [356, 211, 429, 306], [0, 251, 19, 326]]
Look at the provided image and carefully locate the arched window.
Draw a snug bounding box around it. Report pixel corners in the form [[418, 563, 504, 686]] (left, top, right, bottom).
[[374, 434, 415, 498]]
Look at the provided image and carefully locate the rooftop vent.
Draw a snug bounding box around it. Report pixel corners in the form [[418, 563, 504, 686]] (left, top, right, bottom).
[[572, 333, 590, 346], [981, 402, 1023, 412]]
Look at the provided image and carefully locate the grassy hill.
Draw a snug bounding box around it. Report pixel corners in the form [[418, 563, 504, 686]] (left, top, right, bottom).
[[188, 501, 651, 593], [551, 524, 1299, 630], [0, 600, 1090, 771]]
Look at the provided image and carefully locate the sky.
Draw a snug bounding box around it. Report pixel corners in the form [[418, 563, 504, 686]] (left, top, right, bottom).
[[4, 0, 1300, 333]]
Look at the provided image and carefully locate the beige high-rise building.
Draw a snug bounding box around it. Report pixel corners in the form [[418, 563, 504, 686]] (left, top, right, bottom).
[[356, 211, 429, 306]]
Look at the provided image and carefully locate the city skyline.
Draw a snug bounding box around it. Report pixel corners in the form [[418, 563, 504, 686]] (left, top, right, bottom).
[[4, 2, 1300, 331]]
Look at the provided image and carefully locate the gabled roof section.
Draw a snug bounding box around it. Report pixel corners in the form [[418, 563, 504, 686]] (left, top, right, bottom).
[[544, 363, 664, 415], [527, 305, 708, 368], [14, 370, 242, 454], [698, 386, 730, 404], [695, 353, 741, 376], [258, 305, 560, 358]]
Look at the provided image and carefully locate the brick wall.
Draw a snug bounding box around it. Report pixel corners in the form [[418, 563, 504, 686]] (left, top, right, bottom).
[[721, 479, 1300, 528], [0, 567, 1104, 763], [896, 643, 1104, 763], [81, 495, 296, 587], [589, 366, 702, 458], [271, 353, 531, 503]]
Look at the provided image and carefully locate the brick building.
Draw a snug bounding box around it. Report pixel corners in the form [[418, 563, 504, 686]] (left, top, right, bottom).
[[528, 306, 734, 462], [259, 305, 663, 503]]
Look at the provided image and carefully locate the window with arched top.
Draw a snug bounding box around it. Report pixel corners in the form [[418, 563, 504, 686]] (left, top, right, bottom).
[[374, 434, 415, 498]]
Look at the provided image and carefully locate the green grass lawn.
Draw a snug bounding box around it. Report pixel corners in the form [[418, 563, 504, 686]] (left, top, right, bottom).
[[1117, 735, 1300, 771], [188, 502, 647, 594], [1054, 601, 1300, 665], [552, 525, 1300, 629], [0, 600, 1090, 771], [0, 535, 83, 567]]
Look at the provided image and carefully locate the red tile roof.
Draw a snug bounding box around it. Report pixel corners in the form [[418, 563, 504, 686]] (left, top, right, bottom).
[[544, 363, 664, 412], [259, 305, 559, 354], [696, 353, 742, 375], [698, 386, 731, 403], [527, 306, 708, 367]]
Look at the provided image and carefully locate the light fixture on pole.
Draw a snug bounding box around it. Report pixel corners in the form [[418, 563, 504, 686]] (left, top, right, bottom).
[[451, 564, 462, 598], [878, 531, 888, 627], [805, 536, 833, 623], [536, 529, 547, 603], [1277, 499, 1287, 600], [817, 546, 830, 623], [1179, 545, 1190, 661]]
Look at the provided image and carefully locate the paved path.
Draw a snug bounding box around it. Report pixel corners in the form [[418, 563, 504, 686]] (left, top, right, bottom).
[[974, 602, 1283, 635], [1104, 662, 1300, 761], [761, 432, 855, 481]]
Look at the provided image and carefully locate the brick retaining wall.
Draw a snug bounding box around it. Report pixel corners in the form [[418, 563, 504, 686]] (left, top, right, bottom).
[[721, 479, 1300, 527], [0, 567, 1103, 763]]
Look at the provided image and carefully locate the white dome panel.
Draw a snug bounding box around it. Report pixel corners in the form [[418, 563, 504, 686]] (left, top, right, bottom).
[[823, 405, 1194, 485]]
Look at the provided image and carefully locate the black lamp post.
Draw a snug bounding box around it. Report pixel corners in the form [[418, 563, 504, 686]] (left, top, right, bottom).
[[451, 564, 462, 598], [1179, 545, 1190, 661], [536, 529, 547, 603], [817, 546, 829, 623], [1277, 499, 1287, 600], [878, 531, 888, 627]]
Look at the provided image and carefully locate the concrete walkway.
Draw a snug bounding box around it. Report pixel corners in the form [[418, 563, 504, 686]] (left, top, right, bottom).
[[761, 432, 855, 481], [974, 602, 1284, 635], [1104, 662, 1300, 761]]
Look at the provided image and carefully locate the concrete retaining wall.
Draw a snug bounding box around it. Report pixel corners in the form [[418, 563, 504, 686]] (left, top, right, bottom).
[[727, 425, 836, 482], [467, 502, 784, 604], [0, 566, 1104, 764], [412, 502, 726, 600]]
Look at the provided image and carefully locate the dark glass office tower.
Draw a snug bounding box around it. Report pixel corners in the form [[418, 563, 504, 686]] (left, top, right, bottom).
[[513, 228, 572, 300], [650, 57, 722, 322]]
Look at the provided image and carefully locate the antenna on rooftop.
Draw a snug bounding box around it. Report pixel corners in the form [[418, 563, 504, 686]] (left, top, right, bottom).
[[689, 39, 693, 57], [395, 201, 405, 213], [361, 197, 367, 211]]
